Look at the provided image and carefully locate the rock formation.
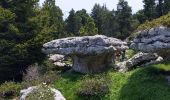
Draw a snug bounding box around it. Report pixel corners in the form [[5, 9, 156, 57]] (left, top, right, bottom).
[[48, 54, 66, 67], [115, 52, 162, 72], [42, 35, 128, 74], [130, 26, 170, 59], [20, 86, 65, 100]]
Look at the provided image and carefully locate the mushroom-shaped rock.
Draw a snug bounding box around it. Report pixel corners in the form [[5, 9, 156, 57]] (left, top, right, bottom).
[[130, 26, 170, 59], [42, 35, 128, 73]]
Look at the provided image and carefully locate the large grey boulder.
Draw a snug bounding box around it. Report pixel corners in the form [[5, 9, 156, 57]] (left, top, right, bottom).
[[115, 52, 162, 72], [42, 35, 128, 74], [130, 26, 170, 59], [20, 86, 65, 100]]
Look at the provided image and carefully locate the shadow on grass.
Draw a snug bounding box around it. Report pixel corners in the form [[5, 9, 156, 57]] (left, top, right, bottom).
[[59, 70, 84, 82], [118, 65, 170, 100]]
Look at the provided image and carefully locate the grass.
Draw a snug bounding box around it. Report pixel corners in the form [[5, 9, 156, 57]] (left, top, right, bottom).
[[1, 61, 170, 100], [54, 62, 170, 100], [137, 12, 170, 30], [129, 12, 170, 40]]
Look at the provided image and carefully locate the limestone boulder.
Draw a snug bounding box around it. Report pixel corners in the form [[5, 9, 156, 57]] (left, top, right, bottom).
[[115, 52, 162, 72], [19, 86, 65, 100], [130, 26, 170, 59], [42, 35, 128, 74], [48, 54, 64, 63]]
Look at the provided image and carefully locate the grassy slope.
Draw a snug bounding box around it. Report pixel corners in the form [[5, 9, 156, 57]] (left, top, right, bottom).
[[54, 62, 170, 100], [137, 12, 170, 30], [129, 12, 170, 40]]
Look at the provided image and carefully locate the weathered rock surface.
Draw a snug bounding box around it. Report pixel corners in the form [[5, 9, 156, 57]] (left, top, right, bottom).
[[48, 54, 64, 63], [19, 86, 65, 100], [20, 86, 37, 100], [115, 52, 161, 72], [48, 54, 72, 71], [43, 35, 128, 73], [130, 26, 170, 58]]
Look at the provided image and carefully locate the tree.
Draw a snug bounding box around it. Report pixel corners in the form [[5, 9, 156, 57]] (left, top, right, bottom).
[[143, 0, 157, 20], [134, 10, 147, 24], [0, 0, 42, 82], [79, 17, 98, 36], [91, 4, 104, 34], [156, 0, 164, 17], [65, 9, 77, 36], [115, 0, 133, 39], [163, 0, 170, 14], [65, 9, 97, 36], [35, 0, 64, 42]]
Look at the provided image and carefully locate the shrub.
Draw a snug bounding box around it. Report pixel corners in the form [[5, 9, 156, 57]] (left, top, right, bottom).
[[26, 84, 55, 100], [125, 49, 137, 59], [137, 12, 170, 30], [22, 71, 58, 88], [0, 82, 21, 98], [23, 63, 41, 81], [76, 78, 109, 97]]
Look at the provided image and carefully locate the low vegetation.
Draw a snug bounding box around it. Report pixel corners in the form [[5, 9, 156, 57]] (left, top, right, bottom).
[[0, 82, 21, 99], [137, 12, 170, 30], [0, 62, 170, 100], [26, 84, 55, 100], [54, 62, 170, 100]]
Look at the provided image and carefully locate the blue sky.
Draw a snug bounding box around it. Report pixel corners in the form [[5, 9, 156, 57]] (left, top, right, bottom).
[[39, 0, 144, 18]]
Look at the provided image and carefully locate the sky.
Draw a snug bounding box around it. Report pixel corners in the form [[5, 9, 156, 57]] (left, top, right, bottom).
[[39, 0, 144, 18]]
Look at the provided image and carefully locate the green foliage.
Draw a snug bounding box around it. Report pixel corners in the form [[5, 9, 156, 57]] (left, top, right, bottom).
[[0, 82, 21, 98], [54, 62, 170, 100], [22, 71, 58, 88], [0, 0, 64, 82], [91, 1, 135, 39], [26, 84, 55, 100], [115, 0, 133, 39], [137, 12, 170, 30], [125, 49, 137, 59], [133, 10, 147, 24], [129, 12, 170, 40], [37, 0, 64, 39], [65, 9, 97, 36], [77, 78, 109, 97], [79, 17, 98, 36], [143, 0, 157, 20]]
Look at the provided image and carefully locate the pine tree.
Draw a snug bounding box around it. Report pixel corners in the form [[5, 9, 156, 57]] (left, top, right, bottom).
[[91, 4, 104, 34], [79, 17, 98, 36], [36, 0, 64, 42], [116, 0, 133, 39], [0, 0, 40, 81], [163, 0, 170, 14], [143, 0, 157, 20]]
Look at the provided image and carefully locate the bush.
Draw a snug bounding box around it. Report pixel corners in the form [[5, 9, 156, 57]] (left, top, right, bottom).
[[23, 63, 41, 81], [26, 84, 55, 100], [0, 82, 21, 98], [125, 49, 137, 59], [22, 71, 58, 88], [76, 78, 109, 97], [137, 12, 170, 30]]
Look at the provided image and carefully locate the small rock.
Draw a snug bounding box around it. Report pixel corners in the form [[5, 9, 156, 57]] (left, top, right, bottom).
[[115, 52, 159, 72], [19, 86, 65, 100]]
